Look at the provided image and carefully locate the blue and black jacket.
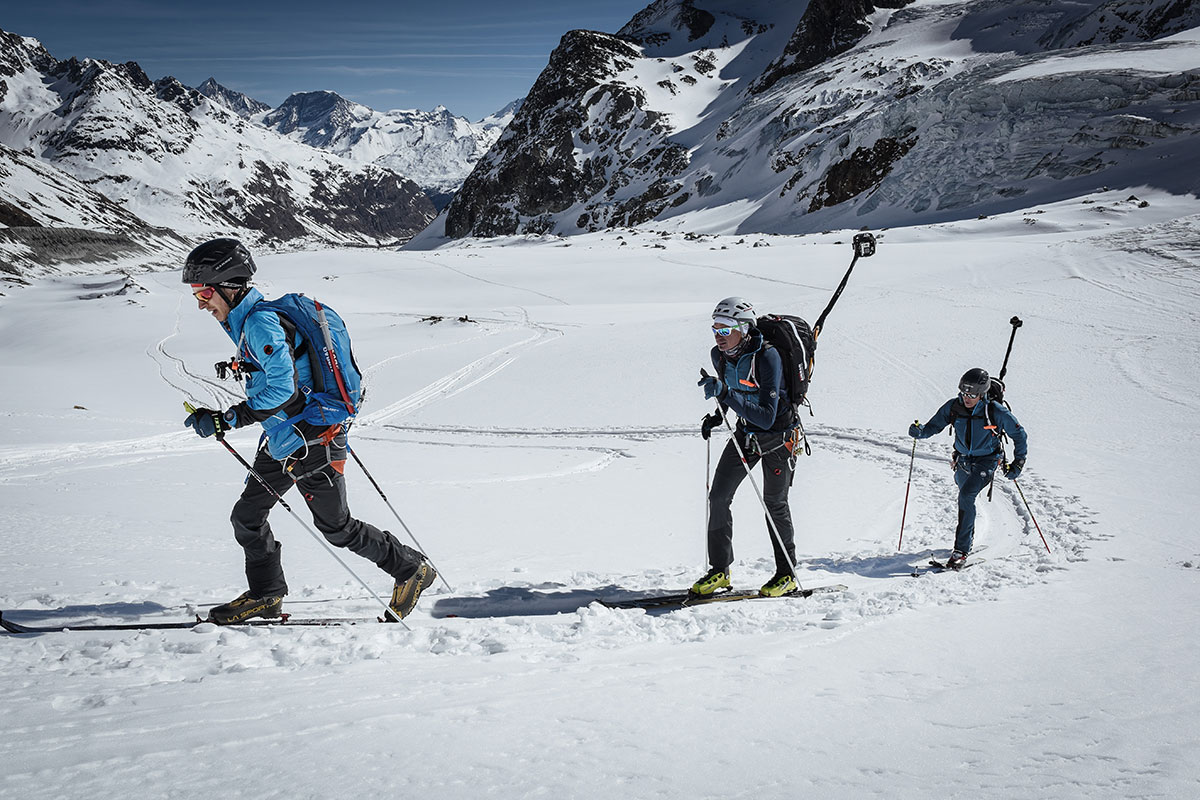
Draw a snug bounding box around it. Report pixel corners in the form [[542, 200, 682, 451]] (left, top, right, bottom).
[[915, 397, 1028, 460], [710, 328, 792, 435], [221, 287, 315, 459]]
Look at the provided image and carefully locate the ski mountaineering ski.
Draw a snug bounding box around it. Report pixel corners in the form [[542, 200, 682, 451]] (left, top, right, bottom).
[[600, 583, 848, 611], [912, 558, 987, 576], [0, 611, 384, 634]]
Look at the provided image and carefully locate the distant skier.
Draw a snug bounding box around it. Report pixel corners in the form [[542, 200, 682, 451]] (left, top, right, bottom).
[[908, 368, 1028, 569], [180, 238, 435, 624], [695, 297, 801, 598]]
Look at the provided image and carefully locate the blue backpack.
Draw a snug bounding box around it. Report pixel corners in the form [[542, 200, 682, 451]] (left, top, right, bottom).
[[253, 294, 363, 427]]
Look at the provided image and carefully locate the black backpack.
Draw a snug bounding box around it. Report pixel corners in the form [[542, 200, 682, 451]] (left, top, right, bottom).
[[755, 314, 816, 412]]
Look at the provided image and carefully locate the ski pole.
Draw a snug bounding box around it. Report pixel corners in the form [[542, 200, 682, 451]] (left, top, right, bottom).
[[1011, 478, 1051, 553], [347, 445, 453, 593], [898, 422, 918, 551], [704, 429, 712, 568], [719, 409, 803, 587], [184, 403, 409, 627]]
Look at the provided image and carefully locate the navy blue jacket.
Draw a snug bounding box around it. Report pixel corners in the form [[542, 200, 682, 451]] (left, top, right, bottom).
[[915, 397, 1028, 460], [710, 329, 791, 434]]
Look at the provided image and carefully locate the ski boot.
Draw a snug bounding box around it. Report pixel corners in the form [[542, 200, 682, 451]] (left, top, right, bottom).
[[945, 550, 968, 570], [759, 572, 798, 597], [689, 567, 731, 597], [208, 591, 283, 625], [387, 561, 437, 621]]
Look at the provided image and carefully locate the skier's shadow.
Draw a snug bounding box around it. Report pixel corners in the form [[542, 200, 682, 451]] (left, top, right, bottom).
[[431, 584, 633, 618], [803, 550, 938, 579], [2, 601, 172, 623]]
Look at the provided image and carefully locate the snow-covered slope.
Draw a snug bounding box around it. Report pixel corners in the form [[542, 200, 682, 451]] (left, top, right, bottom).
[[259, 91, 518, 196], [1, 190, 1198, 797], [0, 29, 435, 249], [0, 142, 188, 282], [438, 0, 1200, 240]]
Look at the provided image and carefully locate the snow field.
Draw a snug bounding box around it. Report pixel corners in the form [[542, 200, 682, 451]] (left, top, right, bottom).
[[1, 190, 1199, 797]]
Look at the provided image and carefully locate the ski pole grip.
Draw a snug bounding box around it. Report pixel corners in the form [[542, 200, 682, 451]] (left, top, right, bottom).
[[1010, 316, 1023, 329]]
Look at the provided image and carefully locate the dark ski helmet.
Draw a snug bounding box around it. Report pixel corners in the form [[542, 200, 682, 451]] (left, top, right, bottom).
[[959, 368, 990, 397], [183, 238, 256, 285]]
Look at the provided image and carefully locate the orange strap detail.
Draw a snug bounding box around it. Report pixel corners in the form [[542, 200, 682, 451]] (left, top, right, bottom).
[[318, 424, 343, 445]]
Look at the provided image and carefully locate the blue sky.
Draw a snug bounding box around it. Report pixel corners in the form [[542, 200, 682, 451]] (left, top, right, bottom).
[[2, 0, 648, 120]]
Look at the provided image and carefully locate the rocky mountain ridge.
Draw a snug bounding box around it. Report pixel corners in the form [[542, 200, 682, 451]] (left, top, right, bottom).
[[434, 0, 1200, 241], [258, 91, 517, 202], [0, 27, 436, 274]]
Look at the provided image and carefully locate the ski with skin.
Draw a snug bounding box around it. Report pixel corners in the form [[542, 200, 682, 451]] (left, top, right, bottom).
[[0, 611, 382, 633], [600, 583, 848, 611], [912, 558, 986, 576]]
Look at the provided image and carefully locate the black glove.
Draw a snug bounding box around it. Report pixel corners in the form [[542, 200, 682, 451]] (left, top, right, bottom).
[[1005, 457, 1025, 480], [184, 407, 237, 438], [701, 412, 723, 440], [908, 422, 923, 438]]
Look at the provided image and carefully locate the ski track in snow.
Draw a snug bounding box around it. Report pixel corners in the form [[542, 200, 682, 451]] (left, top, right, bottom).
[[0, 418, 1099, 691], [146, 294, 242, 410], [655, 253, 828, 290]]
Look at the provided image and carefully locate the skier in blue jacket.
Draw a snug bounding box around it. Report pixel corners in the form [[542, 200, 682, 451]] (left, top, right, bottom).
[[694, 297, 800, 598], [909, 368, 1028, 568], [181, 238, 435, 624]]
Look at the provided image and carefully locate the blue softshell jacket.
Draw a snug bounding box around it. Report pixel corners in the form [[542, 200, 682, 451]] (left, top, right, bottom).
[[221, 287, 315, 459], [916, 397, 1028, 459], [710, 328, 791, 435]]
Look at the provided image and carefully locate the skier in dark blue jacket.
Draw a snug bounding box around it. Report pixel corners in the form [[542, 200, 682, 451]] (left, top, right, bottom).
[[909, 368, 1028, 568], [181, 238, 435, 624], [694, 297, 800, 598]]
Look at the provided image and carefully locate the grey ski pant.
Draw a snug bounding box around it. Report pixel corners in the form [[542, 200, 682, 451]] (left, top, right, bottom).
[[230, 434, 424, 597], [706, 431, 797, 575]]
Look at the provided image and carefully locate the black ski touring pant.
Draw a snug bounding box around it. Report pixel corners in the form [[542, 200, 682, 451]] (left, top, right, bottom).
[[231, 433, 424, 597], [706, 430, 797, 576]]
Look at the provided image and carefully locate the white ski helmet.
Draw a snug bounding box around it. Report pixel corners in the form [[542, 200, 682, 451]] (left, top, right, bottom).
[[712, 297, 756, 327]]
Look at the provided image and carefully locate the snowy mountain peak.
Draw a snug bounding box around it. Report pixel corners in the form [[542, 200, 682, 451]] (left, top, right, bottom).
[[258, 94, 515, 195], [480, 98, 524, 128], [196, 77, 270, 118], [260, 90, 375, 142]]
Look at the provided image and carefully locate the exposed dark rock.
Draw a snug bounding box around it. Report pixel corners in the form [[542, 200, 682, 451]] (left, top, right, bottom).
[[753, 0, 916, 95], [446, 30, 650, 238], [620, 0, 717, 46], [308, 167, 435, 240], [0, 226, 145, 269], [807, 135, 918, 212], [0, 199, 40, 226]]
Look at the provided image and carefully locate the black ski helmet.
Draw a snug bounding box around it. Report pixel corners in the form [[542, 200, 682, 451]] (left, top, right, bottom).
[[959, 368, 990, 397], [182, 238, 256, 285]]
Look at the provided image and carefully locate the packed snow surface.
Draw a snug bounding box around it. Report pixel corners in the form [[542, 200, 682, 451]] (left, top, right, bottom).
[[2, 190, 1199, 798]]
